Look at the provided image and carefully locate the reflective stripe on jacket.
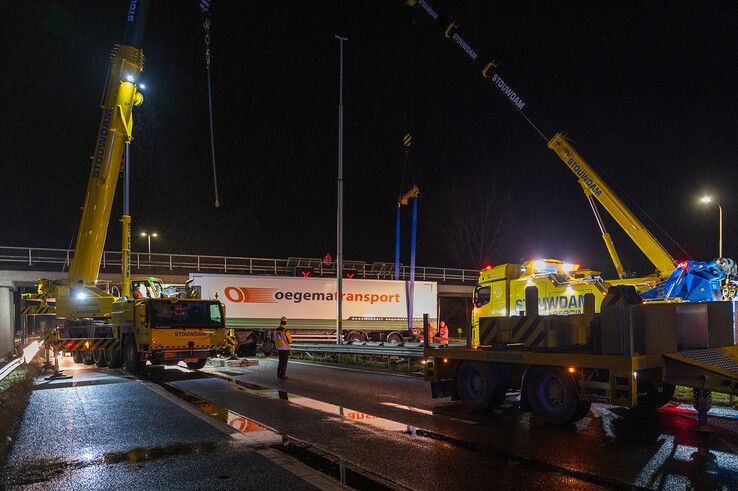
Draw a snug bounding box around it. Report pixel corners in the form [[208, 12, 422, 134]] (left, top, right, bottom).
[[275, 328, 292, 350]]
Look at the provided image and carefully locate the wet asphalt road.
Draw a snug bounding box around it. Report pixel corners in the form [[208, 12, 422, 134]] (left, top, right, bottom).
[[1, 359, 328, 490], [192, 357, 738, 490], [4, 356, 738, 490]]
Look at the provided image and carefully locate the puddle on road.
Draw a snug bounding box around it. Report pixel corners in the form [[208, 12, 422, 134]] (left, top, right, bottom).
[[2, 442, 226, 487], [158, 382, 396, 489], [163, 383, 275, 437]]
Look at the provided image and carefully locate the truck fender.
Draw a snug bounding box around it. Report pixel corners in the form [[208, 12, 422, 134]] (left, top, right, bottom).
[[519, 366, 532, 412]]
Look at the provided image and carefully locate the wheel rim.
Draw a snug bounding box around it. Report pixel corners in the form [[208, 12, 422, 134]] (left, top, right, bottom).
[[465, 367, 485, 400], [539, 375, 566, 411]]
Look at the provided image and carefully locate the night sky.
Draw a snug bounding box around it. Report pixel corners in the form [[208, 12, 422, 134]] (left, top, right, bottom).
[[3, 1, 737, 277]]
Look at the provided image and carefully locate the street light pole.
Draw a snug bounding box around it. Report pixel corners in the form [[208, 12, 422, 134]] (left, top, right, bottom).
[[140, 232, 158, 264], [335, 34, 347, 345]]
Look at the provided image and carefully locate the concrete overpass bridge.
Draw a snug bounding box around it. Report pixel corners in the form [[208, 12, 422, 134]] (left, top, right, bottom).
[[0, 246, 478, 356]]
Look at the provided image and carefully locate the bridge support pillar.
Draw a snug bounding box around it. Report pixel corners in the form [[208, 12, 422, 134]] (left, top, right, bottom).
[[0, 282, 15, 358]]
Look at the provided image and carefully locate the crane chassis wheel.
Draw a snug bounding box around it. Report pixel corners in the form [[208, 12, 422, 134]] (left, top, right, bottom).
[[123, 336, 145, 373], [455, 362, 508, 411], [526, 367, 590, 424]]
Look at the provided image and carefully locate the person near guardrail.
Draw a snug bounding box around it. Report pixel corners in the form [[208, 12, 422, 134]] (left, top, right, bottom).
[[434, 320, 449, 345], [275, 316, 292, 379]]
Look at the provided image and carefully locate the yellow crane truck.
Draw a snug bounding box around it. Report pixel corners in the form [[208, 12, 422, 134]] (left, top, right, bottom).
[[410, 0, 738, 426], [23, 0, 227, 371]]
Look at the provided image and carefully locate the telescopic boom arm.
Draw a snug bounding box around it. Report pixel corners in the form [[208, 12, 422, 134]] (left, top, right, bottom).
[[68, 0, 149, 286], [409, 0, 676, 278]]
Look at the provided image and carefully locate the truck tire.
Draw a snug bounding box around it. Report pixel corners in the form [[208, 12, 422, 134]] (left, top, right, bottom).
[[526, 367, 590, 425], [186, 359, 207, 370], [236, 343, 257, 357], [386, 332, 403, 344], [637, 383, 676, 410], [456, 362, 508, 411], [347, 331, 366, 342], [106, 344, 123, 368], [72, 351, 83, 363], [93, 349, 107, 367], [124, 336, 144, 373], [256, 340, 274, 356], [82, 351, 95, 365]]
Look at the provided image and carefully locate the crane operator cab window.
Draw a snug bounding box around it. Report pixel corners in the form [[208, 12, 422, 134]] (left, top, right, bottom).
[[150, 301, 224, 328], [474, 286, 491, 308]]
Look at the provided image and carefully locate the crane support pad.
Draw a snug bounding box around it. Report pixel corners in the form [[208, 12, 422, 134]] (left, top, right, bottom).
[[54, 338, 120, 351], [663, 346, 738, 394]]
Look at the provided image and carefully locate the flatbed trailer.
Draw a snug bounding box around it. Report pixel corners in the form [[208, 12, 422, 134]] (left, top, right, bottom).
[[424, 287, 738, 426]]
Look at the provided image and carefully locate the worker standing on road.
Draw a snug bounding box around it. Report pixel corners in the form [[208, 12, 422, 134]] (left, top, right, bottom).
[[275, 316, 292, 379]]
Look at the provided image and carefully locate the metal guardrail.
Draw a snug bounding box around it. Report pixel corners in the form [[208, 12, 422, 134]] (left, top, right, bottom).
[[290, 342, 437, 358], [0, 245, 479, 283], [0, 357, 23, 383]]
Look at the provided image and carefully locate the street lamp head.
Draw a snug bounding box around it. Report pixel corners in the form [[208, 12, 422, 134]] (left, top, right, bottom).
[[140, 232, 147, 237], [700, 196, 713, 204], [152, 233, 158, 238]]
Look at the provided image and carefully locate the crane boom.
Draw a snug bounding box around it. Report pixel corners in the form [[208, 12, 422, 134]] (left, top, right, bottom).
[[409, 0, 675, 278], [547, 133, 675, 277], [68, 1, 148, 285]]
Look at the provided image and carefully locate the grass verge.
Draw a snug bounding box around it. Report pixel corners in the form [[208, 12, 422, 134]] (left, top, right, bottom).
[[0, 358, 41, 468], [673, 385, 737, 408]]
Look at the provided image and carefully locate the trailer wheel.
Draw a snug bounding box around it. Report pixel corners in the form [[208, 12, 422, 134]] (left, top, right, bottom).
[[256, 340, 274, 356], [72, 351, 83, 363], [637, 383, 676, 410], [386, 332, 403, 344], [123, 336, 144, 373], [527, 367, 590, 424], [93, 349, 107, 367], [236, 343, 257, 357], [346, 331, 366, 342], [186, 359, 207, 370], [456, 362, 507, 411]]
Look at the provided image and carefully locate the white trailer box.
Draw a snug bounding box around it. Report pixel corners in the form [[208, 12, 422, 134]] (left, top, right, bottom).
[[189, 274, 437, 340]]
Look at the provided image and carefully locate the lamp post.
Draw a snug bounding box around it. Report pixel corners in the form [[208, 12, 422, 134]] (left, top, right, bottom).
[[335, 34, 348, 344], [700, 196, 723, 258], [140, 232, 158, 263]]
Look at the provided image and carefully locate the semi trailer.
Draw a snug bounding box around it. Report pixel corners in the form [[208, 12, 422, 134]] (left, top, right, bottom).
[[189, 274, 438, 354]]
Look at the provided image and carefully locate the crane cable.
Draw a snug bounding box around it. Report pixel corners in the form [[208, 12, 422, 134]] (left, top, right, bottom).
[[200, 0, 220, 207]]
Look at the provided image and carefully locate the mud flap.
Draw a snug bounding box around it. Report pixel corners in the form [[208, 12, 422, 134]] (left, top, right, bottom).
[[431, 380, 454, 399]]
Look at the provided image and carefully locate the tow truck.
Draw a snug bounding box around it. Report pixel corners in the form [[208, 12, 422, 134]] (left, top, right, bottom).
[[410, 0, 738, 426], [22, 0, 227, 371], [408, 0, 736, 309]]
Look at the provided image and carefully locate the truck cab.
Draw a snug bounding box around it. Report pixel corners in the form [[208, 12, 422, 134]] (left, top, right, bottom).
[[112, 297, 227, 370], [472, 259, 609, 345]]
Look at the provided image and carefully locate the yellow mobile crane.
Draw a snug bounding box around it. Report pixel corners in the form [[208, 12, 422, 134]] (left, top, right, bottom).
[[24, 0, 227, 371], [408, 0, 735, 335], [411, 0, 738, 427]]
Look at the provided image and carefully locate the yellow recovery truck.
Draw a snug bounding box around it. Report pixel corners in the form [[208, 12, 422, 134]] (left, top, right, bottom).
[[410, 0, 738, 426], [23, 0, 227, 371]]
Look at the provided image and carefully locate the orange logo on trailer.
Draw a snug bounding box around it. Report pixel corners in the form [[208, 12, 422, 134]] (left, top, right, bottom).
[[228, 416, 267, 433], [224, 287, 278, 304]]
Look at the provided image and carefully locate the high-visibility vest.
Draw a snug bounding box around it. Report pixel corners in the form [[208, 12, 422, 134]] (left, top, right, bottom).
[[275, 328, 292, 350]]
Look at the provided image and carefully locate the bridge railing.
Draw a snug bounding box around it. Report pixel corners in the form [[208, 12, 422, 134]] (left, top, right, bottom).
[[0, 246, 479, 283]]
